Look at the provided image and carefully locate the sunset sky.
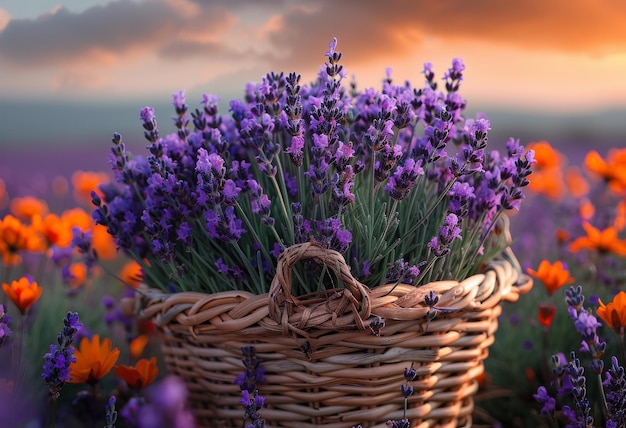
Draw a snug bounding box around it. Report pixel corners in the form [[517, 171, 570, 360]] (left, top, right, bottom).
[[1, 0, 625, 152]]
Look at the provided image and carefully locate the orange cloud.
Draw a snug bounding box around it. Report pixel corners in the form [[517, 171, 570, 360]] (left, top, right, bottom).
[[0, 8, 9, 32], [258, 0, 626, 75]]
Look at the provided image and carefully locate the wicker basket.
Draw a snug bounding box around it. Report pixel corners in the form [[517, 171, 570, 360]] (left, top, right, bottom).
[[130, 221, 532, 428]]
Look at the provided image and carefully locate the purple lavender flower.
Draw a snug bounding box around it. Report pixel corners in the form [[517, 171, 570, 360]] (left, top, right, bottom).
[[428, 213, 462, 257], [443, 57, 465, 92], [533, 386, 556, 416], [565, 285, 606, 359], [448, 181, 475, 217], [603, 356, 626, 426], [235, 346, 266, 427], [140, 106, 160, 144], [95, 37, 530, 297], [71, 227, 98, 268], [105, 395, 118, 428], [385, 158, 424, 201], [0, 305, 11, 348], [564, 353, 594, 427], [386, 259, 422, 284], [42, 312, 83, 398], [137, 376, 195, 428]]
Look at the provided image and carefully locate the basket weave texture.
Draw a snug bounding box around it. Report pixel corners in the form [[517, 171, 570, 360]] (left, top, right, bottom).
[[134, 234, 532, 428]]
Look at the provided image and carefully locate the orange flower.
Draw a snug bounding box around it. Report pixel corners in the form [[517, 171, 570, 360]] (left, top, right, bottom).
[[579, 199, 595, 221], [527, 260, 575, 296], [538, 303, 557, 328], [596, 291, 626, 332], [564, 166, 589, 198], [584, 149, 626, 193], [119, 260, 143, 288], [61, 208, 93, 232], [10, 196, 48, 221], [527, 141, 562, 170], [555, 228, 570, 245], [64, 263, 87, 289], [568, 222, 626, 256], [129, 334, 149, 359], [528, 168, 564, 200], [69, 335, 120, 385], [2, 276, 42, 314], [0, 215, 38, 265], [91, 224, 117, 260], [72, 171, 109, 206], [32, 213, 73, 249], [526, 142, 564, 199], [114, 357, 158, 390]]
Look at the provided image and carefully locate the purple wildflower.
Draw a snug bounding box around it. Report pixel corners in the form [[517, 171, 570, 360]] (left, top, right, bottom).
[[428, 213, 462, 257], [0, 305, 11, 348], [137, 376, 195, 428], [42, 312, 83, 399], [386, 259, 422, 284], [105, 395, 118, 428], [385, 158, 424, 200], [140, 106, 160, 144], [603, 356, 626, 426], [533, 386, 556, 416], [235, 346, 266, 427], [71, 227, 98, 269], [443, 57, 465, 92]]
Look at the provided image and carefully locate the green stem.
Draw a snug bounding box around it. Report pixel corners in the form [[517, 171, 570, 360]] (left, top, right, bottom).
[[48, 397, 57, 428], [270, 158, 295, 245], [619, 332, 626, 370], [596, 372, 609, 419]]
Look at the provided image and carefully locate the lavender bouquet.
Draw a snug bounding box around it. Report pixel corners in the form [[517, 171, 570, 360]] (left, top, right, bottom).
[[93, 38, 532, 296]]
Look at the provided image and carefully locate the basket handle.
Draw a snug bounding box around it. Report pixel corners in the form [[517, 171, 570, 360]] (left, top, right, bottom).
[[268, 241, 372, 333]]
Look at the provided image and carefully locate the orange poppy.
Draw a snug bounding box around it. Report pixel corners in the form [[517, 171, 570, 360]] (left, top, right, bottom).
[[72, 171, 109, 206], [119, 260, 143, 288], [68, 335, 120, 385], [568, 222, 626, 257], [597, 291, 626, 332], [528, 168, 564, 200], [114, 357, 158, 390], [61, 208, 93, 232], [91, 224, 117, 260], [579, 199, 595, 221], [129, 334, 149, 359], [564, 166, 589, 198], [10, 196, 48, 221], [584, 149, 626, 193], [32, 213, 73, 249], [538, 303, 557, 328], [527, 141, 562, 170], [64, 263, 87, 289], [0, 215, 38, 265], [527, 260, 575, 296], [2, 276, 42, 314], [555, 228, 570, 245]]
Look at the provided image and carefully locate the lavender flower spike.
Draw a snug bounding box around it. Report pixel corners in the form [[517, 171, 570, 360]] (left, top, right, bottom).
[[42, 312, 83, 399], [0, 305, 11, 349]]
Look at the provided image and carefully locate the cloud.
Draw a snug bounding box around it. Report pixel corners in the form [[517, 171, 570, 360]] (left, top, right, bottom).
[[3, 0, 624, 71], [0, 8, 9, 32], [0, 0, 237, 67], [261, 0, 626, 71]]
